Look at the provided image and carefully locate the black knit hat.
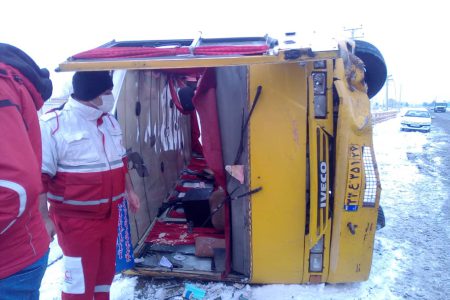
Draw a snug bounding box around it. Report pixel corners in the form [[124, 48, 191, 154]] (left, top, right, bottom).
[[72, 71, 113, 101], [0, 43, 53, 101]]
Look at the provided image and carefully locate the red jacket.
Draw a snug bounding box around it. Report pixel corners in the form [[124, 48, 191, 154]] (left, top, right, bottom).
[[0, 63, 50, 279]]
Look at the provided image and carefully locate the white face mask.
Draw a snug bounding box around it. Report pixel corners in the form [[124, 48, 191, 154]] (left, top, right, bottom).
[[97, 94, 115, 113]]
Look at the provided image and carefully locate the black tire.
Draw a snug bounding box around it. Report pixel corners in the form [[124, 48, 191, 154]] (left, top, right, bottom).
[[377, 205, 386, 230], [354, 40, 387, 99]]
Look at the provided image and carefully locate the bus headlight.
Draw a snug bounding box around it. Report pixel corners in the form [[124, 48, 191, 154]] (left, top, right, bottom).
[[314, 95, 327, 118], [309, 237, 324, 272], [312, 72, 326, 95], [312, 72, 327, 118], [311, 237, 324, 253], [309, 253, 323, 272]]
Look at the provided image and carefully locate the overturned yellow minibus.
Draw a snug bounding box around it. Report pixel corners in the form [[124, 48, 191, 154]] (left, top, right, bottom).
[[57, 34, 387, 284]]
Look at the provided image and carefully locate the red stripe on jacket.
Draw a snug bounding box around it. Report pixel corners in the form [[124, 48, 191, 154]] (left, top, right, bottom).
[[47, 167, 126, 219]]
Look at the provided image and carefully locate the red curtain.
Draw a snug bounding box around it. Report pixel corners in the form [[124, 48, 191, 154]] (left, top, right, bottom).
[[192, 68, 231, 276], [191, 69, 226, 190]]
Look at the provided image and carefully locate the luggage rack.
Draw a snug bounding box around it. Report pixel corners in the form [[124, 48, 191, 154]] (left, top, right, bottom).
[[56, 33, 339, 72], [99, 35, 278, 50]]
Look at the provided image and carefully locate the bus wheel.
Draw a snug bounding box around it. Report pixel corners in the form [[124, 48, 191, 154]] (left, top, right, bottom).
[[354, 40, 387, 99], [377, 205, 386, 230]]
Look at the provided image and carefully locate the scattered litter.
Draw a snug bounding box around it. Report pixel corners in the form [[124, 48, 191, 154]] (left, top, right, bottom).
[[159, 256, 173, 269], [225, 165, 245, 184], [134, 257, 145, 263], [238, 293, 249, 300], [182, 283, 206, 299], [173, 254, 187, 261]]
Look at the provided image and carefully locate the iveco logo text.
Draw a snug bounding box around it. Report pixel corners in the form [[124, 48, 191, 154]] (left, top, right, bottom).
[[319, 161, 327, 208]]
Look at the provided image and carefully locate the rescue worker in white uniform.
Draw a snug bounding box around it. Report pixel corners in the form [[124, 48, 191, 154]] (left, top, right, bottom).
[[40, 71, 140, 300]]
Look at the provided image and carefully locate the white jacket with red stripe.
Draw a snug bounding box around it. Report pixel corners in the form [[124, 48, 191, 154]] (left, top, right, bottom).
[[40, 97, 127, 219]]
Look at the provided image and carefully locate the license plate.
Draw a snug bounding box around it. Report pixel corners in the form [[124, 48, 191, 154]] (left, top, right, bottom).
[[344, 145, 362, 211]]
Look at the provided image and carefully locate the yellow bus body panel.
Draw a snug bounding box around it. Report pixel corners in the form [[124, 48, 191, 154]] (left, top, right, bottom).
[[57, 50, 338, 72], [327, 58, 381, 283], [249, 63, 308, 283]]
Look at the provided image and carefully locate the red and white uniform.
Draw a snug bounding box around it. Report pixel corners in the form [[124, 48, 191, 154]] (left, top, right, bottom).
[[0, 63, 50, 279], [40, 97, 127, 299]]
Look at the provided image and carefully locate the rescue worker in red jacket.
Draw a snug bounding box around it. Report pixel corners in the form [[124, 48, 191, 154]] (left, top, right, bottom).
[[40, 71, 140, 300], [0, 43, 53, 299]]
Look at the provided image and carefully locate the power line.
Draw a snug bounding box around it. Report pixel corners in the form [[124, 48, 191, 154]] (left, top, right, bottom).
[[344, 25, 364, 39]]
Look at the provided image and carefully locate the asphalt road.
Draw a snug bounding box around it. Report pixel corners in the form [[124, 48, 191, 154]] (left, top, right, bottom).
[[433, 110, 450, 131], [376, 110, 450, 299]]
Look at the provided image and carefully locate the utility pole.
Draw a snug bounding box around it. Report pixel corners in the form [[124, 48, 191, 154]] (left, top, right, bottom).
[[385, 75, 393, 111], [344, 25, 364, 39]]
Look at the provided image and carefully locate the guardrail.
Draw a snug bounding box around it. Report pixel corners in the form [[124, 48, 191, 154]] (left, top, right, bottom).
[[372, 111, 398, 124]]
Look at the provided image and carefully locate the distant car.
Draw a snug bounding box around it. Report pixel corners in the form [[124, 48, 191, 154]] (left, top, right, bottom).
[[400, 108, 431, 132], [434, 102, 447, 113]]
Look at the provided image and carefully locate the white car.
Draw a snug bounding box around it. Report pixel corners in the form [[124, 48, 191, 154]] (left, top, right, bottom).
[[400, 108, 431, 132]]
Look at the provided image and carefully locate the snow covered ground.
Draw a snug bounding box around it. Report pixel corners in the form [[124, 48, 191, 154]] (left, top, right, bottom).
[[40, 115, 450, 300]]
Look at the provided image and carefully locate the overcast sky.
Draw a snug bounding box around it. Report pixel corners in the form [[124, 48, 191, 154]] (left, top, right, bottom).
[[1, 0, 447, 104]]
